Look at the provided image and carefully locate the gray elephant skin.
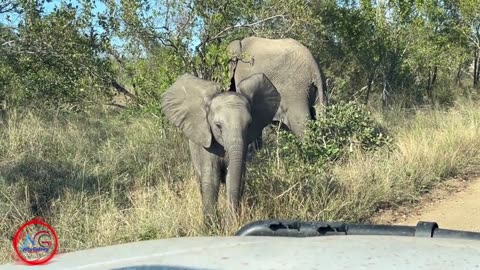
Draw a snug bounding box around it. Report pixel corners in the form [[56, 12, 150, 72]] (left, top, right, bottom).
[[227, 36, 328, 142], [161, 73, 280, 222]]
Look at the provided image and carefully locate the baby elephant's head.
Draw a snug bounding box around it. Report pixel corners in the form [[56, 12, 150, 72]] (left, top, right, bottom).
[[161, 73, 281, 151]]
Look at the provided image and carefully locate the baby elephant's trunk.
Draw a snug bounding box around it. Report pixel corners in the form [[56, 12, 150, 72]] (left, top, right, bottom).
[[226, 143, 247, 215]]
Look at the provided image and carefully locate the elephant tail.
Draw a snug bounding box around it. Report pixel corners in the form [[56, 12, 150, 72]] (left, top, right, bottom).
[[312, 66, 328, 116]]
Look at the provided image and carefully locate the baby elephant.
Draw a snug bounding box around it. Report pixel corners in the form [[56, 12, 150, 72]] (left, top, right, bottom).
[[161, 73, 280, 224]]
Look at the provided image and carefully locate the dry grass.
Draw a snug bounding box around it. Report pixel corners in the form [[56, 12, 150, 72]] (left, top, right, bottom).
[[2, 98, 480, 263]]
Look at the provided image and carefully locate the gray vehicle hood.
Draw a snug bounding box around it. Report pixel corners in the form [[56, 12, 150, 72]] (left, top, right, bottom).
[[1, 235, 480, 270]]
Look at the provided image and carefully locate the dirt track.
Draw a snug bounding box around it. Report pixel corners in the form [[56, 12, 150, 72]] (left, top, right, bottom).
[[372, 177, 480, 232]]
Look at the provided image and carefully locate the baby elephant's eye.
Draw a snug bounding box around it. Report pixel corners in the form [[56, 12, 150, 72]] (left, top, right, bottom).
[[215, 122, 222, 130]]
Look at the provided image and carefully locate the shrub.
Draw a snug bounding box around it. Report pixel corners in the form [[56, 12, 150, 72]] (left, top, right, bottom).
[[277, 101, 392, 165]]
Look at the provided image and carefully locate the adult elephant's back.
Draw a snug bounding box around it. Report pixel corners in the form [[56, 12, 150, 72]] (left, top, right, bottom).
[[227, 36, 328, 139]]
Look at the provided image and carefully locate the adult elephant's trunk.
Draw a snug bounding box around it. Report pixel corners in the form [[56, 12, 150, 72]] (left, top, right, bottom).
[[226, 142, 247, 214], [287, 105, 312, 141]]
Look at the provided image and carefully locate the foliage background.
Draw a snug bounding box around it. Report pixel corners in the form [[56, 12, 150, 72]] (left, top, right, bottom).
[[1, 0, 478, 111]]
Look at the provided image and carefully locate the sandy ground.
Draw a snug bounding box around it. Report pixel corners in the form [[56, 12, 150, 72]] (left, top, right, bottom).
[[371, 177, 480, 232]]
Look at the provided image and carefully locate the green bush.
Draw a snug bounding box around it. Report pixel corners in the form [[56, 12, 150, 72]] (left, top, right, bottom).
[[0, 6, 112, 110], [278, 101, 392, 165]]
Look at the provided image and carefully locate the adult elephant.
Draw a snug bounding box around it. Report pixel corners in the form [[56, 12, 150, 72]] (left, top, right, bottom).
[[227, 36, 328, 144], [161, 73, 280, 225]]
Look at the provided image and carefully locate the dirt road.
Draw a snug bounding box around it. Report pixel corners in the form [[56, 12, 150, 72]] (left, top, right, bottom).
[[372, 178, 480, 232]]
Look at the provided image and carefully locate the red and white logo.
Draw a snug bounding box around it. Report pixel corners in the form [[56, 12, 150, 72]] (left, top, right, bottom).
[[12, 217, 58, 265]]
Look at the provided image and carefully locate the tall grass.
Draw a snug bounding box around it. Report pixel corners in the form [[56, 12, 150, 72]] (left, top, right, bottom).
[[1, 99, 480, 263]]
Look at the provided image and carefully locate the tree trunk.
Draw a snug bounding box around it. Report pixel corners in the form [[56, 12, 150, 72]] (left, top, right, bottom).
[[364, 73, 374, 106], [474, 48, 479, 87], [0, 100, 6, 126], [432, 66, 438, 87], [474, 50, 477, 87], [381, 70, 389, 110], [456, 65, 462, 87], [426, 66, 437, 104]]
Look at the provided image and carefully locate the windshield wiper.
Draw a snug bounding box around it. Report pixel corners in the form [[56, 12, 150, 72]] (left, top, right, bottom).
[[235, 219, 480, 240]]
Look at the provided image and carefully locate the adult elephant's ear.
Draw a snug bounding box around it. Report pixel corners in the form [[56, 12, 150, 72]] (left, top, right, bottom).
[[161, 73, 221, 148], [236, 73, 281, 143]]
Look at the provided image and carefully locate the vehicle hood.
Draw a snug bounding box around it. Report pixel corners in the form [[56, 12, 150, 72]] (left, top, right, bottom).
[[1, 235, 480, 270]]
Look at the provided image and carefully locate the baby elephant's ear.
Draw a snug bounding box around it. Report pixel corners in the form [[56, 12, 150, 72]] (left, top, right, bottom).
[[236, 73, 281, 143], [161, 73, 221, 148]]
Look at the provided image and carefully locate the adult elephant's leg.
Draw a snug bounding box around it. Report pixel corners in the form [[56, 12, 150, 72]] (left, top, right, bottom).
[[249, 135, 263, 151], [254, 136, 263, 150], [247, 141, 258, 161], [246, 133, 264, 161]]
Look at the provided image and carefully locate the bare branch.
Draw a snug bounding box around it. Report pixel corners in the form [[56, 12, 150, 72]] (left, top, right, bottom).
[[208, 14, 288, 42], [111, 80, 141, 103], [0, 1, 18, 14], [175, 1, 196, 38], [164, 0, 170, 31], [1, 40, 15, 47], [280, 21, 297, 38]]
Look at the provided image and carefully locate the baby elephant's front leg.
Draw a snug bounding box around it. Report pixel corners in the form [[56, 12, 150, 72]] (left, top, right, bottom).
[[199, 151, 222, 224]]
